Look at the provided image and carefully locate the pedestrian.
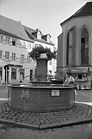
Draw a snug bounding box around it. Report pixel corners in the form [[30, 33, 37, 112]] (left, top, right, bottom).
[[64, 73, 75, 86]]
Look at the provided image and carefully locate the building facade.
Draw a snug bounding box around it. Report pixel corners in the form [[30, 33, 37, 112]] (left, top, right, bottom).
[[0, 15, 35, 84], [0, 15, 56, 84], [24, 27, 57, 78], [57, 2, 92, 89]]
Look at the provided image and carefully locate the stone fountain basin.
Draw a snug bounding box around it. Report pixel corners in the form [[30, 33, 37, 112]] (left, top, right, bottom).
[[9, 84, 75, 112]]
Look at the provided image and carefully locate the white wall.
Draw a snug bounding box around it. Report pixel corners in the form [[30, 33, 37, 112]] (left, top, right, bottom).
[[61, 16, 92, 67], [0, 35, 35, 83]]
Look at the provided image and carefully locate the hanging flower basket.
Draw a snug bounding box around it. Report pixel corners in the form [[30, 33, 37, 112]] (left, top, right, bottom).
[[29, 45, 56, 61]]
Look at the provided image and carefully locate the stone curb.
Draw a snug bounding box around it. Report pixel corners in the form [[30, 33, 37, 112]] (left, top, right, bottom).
[[0, 103, 91, 130], [0, 118, 91, 130]]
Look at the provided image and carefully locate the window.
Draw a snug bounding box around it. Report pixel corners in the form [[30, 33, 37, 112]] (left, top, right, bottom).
[[81, 38, 85, 44], [49, 70, 52, 74], [81, 28, 89, 65], [0, 51, 2, 59], [5, 51, 9, 60], [66, 32, 72, 65], [11, 68, 17, 80], [0, 34, 2, 42], [12, 40, 16, 46], [47, 35, 51, 42], [20, 54, 25, 62], [78, 74, 82, 79], [27, 55, 30, 63], [20, 69, 25, 80], [6, 36, 10, 44], [16, 40, 19, 47], [12, 53, 16, 61], [49, 60, 52, 65], [1, 35, 6, 44], [10, 37, 12, 45], [18, 41, 22, 47], [23, 42, 26, 48], [0, 67, 2, 80], [6, 36, 12, 45], [12, 38, 16, 46], [37, 32, 41, 40], [30, 70, 33, 80], [16, 40, 22, 47]]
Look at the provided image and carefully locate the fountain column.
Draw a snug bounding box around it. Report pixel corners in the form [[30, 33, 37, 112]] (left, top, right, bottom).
[[36, 53, 48, 81]]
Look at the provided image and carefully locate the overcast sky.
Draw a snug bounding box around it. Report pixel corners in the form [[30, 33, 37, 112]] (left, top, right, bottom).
[[0, 0, 90, 46]]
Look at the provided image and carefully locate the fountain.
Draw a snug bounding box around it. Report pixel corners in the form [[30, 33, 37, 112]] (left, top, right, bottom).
[[8, 48, 75, 112], [0, 46, 91, 130]]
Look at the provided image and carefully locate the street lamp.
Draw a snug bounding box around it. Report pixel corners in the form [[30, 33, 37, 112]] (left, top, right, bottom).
[[4, 64, 9, 101]]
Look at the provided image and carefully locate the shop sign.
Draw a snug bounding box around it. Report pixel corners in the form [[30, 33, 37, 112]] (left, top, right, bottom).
[[40, 53, 47, 59], [51, 90, 60, 96]]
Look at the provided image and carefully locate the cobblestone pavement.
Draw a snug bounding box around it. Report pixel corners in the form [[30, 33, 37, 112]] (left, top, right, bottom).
[[0, 103, 91, 129]]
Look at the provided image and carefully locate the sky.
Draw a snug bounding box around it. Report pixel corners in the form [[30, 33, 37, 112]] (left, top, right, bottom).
[[0, 0, 90, 46]]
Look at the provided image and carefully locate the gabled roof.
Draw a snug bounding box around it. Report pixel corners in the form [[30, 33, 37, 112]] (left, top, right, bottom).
[[42, 34, 51, 38], [42, 34, 51, 42], [24, 26, 54, 46], [60, 2, 92, 25], [24, 26, 36, 34], [0, 15, 33, 42], [24, 26, 35, 40], [35, 29, 43, 35]]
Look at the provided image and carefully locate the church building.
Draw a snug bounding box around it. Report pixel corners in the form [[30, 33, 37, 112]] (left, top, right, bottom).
[[57, 2, 92, 89]]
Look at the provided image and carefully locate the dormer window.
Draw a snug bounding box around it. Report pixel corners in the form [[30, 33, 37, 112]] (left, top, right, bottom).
[[47, 35, 51, 42], [42, 34, 51, 42], [37, 31, 41, 40]]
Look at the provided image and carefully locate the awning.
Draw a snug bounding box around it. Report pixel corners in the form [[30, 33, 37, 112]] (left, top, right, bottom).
[[64, 68, 88, 74], [70, 69, 88, 74]]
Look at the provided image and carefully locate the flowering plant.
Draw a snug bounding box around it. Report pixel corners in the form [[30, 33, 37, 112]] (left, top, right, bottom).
[[29, 45, 56, 60]]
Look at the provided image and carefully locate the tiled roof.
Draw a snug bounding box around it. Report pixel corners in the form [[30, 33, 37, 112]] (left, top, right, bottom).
[[24, 26, 54, 46], [42, 34, 51, 38], [61, 2, 92, 25], [73, 2, 92, 17], [24, 26, 36, 34], [24, 26, 35, 40], [0, 15, 33, 42]]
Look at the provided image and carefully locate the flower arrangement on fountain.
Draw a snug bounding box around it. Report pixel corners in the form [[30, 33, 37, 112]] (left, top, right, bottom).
[[29, 45, 56, 81], [29, 44, 56, 61]]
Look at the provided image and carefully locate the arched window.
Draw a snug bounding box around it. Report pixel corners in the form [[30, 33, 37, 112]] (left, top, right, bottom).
[[81, 28, 89, 65], [66, 32, 69, 65], [66, 31, 73, 66]]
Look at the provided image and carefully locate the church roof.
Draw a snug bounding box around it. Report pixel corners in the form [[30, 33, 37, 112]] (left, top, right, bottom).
[[73, 2, 92, 17], [0, 15, 33, 42], [61, 2, 92, 25]]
